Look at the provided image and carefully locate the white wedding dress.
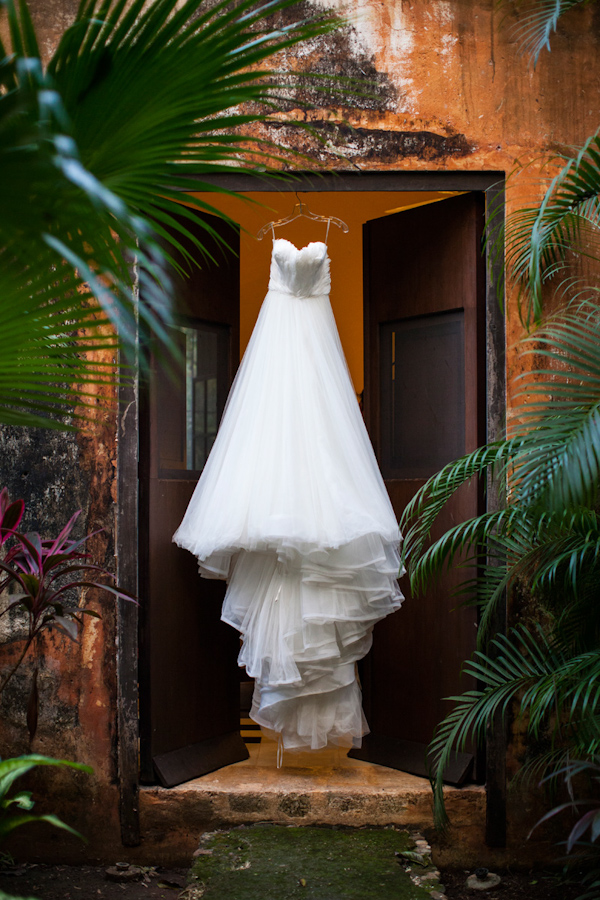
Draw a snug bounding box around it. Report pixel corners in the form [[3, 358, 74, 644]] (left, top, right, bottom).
[[174, 238, 404, 753]]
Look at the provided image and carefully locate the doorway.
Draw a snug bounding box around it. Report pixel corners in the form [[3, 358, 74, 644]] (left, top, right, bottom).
[[135, 180, 502, 797]]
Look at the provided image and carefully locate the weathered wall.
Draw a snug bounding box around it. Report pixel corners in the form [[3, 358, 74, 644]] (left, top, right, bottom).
[[0, 382, 120, 856], [1, 0, 599, 868]]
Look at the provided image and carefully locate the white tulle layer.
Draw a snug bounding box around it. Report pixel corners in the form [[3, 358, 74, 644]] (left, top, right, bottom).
[[223, 539, 403, 749], [174, 242, 403, 751], [174, 283, 400, 572]]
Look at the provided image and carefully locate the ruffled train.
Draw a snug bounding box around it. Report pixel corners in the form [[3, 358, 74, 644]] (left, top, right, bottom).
[[173, 529, 404, 750], [224, 536, 402, 749]]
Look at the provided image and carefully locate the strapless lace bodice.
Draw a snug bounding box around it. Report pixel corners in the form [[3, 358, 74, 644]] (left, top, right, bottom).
[[268, 239, 330, 297]]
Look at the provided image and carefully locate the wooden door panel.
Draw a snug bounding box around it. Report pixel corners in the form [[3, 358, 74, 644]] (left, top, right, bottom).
[[147, 481, 240, 755], [353, 193, 485, 784], [379, 312, 466, 478], [140, 212, 248, 787], [364, 194, 484, 461], [366, 481, 478, 747]]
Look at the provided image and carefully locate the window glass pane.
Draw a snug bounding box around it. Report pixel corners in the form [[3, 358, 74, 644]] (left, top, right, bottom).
[[157, 322, 229, 476]]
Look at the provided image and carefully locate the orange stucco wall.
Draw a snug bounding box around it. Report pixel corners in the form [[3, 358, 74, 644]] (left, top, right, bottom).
[[1, 0, 599, 868]]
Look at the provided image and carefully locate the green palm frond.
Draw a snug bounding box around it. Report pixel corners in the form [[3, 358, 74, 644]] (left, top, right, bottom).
[[551, 572, 600, 656], [423, 0, 600, 836], [1, 0, 346, 428], [0, 6, 171, 426], [403, 301, 600, 609], [499, 0, 592, 66], [510, 303, 600, 510], [406, 505, 600, 634], [47, 0, 343, 268], [430, 624, 600, 827], [1, 0, 172, 330], [526, 510, 600, 594], [411, 507, 600, 638], [506, 133, 600, 326], [400, 441, 515, 561], [0, 256, 119, 428], [404, 509, 510, 592]]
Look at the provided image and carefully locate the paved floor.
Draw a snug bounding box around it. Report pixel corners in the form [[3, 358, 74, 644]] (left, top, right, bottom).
[[188, 824, 440, 899]]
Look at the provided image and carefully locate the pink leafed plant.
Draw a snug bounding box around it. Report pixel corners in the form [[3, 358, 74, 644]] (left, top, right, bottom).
[[0, 488, 136, 738]]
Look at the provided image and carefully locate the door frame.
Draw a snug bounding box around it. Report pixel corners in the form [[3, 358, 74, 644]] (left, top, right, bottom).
[[116, 169, 506, 847]]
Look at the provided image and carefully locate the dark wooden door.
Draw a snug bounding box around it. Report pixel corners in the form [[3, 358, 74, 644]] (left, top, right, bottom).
[[139, 212, 248, 787], [352, 193, 485, 784]]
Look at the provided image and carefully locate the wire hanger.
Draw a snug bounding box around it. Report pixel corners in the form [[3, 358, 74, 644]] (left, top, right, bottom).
[[256, 192, 349, 242]]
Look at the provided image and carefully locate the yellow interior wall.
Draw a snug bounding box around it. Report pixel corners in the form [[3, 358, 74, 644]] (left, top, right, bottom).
[[189, 191, 458, 394]]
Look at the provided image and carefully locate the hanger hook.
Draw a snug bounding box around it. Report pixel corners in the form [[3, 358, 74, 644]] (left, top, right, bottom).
[[295, 190, 303, 210]]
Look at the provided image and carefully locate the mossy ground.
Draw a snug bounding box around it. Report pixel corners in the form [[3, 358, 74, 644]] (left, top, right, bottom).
[[190, 825, 436, 900]]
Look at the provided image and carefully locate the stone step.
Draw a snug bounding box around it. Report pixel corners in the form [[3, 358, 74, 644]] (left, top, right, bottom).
[[139, 740, 486, 867]]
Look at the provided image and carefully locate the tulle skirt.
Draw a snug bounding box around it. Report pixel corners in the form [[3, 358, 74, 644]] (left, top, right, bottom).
[[174, 283, 404, 751]]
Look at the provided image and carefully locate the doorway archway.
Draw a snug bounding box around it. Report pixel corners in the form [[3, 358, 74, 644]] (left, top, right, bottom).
[[116, 170, 506, 847]]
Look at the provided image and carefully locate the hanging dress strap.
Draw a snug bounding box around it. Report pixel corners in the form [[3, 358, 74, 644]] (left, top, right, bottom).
[[325, 218, 331, 245]]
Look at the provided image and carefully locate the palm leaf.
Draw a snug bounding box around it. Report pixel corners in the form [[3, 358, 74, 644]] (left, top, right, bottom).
[[506, 133, 600, 326], [0, 811, 87, 841], [429, 625, 600, 827], [0, 754, 92, 799], [400, 440, 515, 564], [0, 1, 176, 426], [499, 0, 591, 66], [421, 4, 600, 833], [1, 0, 346, 428], [402, 301, 600, 614], [47, 0, 344, 270], [407, 503, 600, 644], [510, 303, 600, 510], [1, 7, 171, 333]]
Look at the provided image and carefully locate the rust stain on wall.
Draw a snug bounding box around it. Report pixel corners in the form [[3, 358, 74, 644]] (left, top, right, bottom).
[[272, 120, 472, 161]]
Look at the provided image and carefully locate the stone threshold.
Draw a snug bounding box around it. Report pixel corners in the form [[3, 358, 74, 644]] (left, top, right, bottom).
[[139, 740, 486, 866]]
